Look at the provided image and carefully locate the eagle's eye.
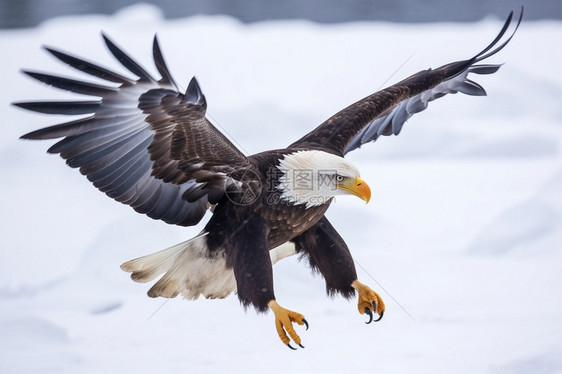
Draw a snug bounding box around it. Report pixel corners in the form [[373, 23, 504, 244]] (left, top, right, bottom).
[[336, 175, 344, 182]]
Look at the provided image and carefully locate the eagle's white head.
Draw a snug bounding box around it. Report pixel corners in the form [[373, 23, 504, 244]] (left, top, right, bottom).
[[276, 150, 371, 208]]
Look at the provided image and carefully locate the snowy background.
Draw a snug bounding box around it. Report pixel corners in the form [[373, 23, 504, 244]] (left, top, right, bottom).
[[1, 4, 561, 373]]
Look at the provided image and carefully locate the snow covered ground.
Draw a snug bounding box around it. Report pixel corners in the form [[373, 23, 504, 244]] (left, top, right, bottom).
[[1, 4, 561, 373]]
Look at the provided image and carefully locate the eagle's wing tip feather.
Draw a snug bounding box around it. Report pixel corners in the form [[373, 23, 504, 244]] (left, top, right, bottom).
[[337, 9, 522, 155], [185, 76, 206, 106]]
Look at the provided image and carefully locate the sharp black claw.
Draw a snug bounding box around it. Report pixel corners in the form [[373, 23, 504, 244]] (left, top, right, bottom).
[[374, 310, 384, 322], [299, 344, 305, 349], [287, 343, 297, 350], [364, 307, 374, 324], [302, 318, 309, 330]]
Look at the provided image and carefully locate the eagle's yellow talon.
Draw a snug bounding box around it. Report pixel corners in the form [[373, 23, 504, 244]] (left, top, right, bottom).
[[268, 300, 307, 348], [352, 280, 385, 322]]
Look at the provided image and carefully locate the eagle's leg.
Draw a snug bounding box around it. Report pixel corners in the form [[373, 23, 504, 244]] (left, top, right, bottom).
[[293, 216, 386, 322], [218, 214, 308, 349], [351, 279, 385, 323], [268, 300, 308, 349]]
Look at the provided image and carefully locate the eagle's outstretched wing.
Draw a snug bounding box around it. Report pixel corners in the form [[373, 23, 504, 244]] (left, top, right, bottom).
[[290, 8, 523, 156], [15, 34, 250, 227]]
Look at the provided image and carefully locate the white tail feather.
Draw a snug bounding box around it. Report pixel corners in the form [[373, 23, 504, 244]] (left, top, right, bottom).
[[269, 242, 297, 265], [121, 233, 237, 300]]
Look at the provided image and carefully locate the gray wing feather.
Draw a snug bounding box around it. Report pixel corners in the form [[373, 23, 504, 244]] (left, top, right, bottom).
[[15, 34, 248, 227], [292, 8, 522, 156], [343, 62, 505, 154]]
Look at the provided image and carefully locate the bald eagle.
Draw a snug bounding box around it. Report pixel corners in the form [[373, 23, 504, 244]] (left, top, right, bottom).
[[15, 10, 521, 349]]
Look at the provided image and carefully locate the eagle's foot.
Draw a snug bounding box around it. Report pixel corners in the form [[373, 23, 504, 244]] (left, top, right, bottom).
[[352, 280, 385, 324], [268, 300, 308, 349]]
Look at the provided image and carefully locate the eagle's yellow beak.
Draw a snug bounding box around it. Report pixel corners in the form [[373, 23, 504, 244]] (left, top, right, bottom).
[[337, 176, 371, 204]]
